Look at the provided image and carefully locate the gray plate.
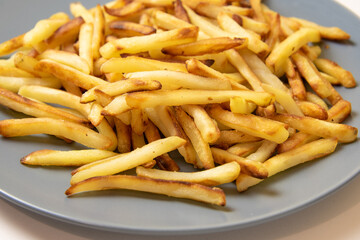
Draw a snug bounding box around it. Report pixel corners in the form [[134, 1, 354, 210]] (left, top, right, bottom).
[[0, 0, 359, 235]]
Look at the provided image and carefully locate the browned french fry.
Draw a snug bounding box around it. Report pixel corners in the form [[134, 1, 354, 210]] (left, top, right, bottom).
[[277, 131, 319, 153], [296, 101, 328, 120], [109, 21, 156, 37], [104, 2, 145, 18], [0, 34, 24, 57], [70, 136, 186, 184], [226, 141, 263, 157], [0, 118, 113, 150], [125, 89, 274, 109], [114, 118, 132, 153], [327, 99, 352, 123], [236, 138, 338, 191], [35, 59, 107, 90], [0, 76, 61, 92], [285, 59, 306, 101], [289, 17, 350, 40], [65, 175, 226, 206], [212, 130, 262, 148], [131, 109, 148, 135], [0, 88, 88, 124], [271, 114, 357, 143], [162, 37, 247, 56], [314, 58, 356, 88], [13, 52, 51, 78], [173, 0, 190, 22], [136, 161, 239, 186], [211, 147, 268, 179], [174, 106, 214, 169], [207, 104, 289, 144], [70, 2, 93, 23]]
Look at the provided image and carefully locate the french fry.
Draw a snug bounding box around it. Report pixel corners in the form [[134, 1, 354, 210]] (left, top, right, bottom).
[[207, 104, 289, 144], [125, 70, 231, 90], [103, 2, 145, 18], [70, 136, 186, 185], [314, 58, 356, 88], [229, 96, 256, 114], [114, 118, 132, 153], [174, 106, 215, 169], [0, 76, 61, 92], [226, 141, 263, 157], [212, 130, 261, 148], [70, 2, 94, 23], [181, 104, 220, 144], [92, 5, 106, 60], [109, 20, 156, 37], [236, 138, 338, 192], [0, 88, 88, 124], [277, 131, 319, 154], [136, 161, 239, 186], [162, 37, 247, 56], [246, 140, 277, 162], [296, 101, 328, 120], [78, 23, 94, 73], [102, 94, 132, 116], [289, 17, 350, 40], [249, 0, 266, 22], [306, 92, 328, 111], [327, 99, 352, 123], [211, 147, 268, 179], [65, 175, 226, 206], [144, 120, 180, 171], [81, 78, 162, 103], [271, 114, 357, 143], [0, 65, 35, 78], [125, 89, 274, 109], [13, 52, 51, 78], [0, 118, 113, 150], [23, 16, 69, 47], [266, 28, 321, 75], [101, 56, 187, 74], [285, 59, 307, 101], [99, 26, 198, 58], [131, 109, 148, 135], [38, 49, 91, 74], [173, 0, 190, 23], [35, 59, 107, 90], [21, 149, 117, 166], [0, 34, 24, 57]]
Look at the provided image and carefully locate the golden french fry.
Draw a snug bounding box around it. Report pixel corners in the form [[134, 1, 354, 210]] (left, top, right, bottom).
[[211, 147, 268, 179], [99, 26, 198, 58], [131, 109, 148, 135], [266, 28, 321, 75], [13, 52, 51, 78], [125, 89, 274, 109], [0, 34, 24, 57], [109, 20, 156, 37], [0, 76, 61, 92], [125, 70, 231, 90], [21, 149, 117, 166], [277, 131, 319, 154], [246, 140, 278, 162], [136, 161, 239, 186], [289, 17, 350, 40], [0, 88, 88, 124], [92, 5, 105, 60], [226, 141, 263, 157], [35, 59, 107, 90], [174, 106, 214, 169], [272, 114, 357, 143], [207, 104, 289, 144], [229, 96, 256, 114], [296, 101, 328, 120], [236, 138, 338, 192], [314, 58, 356, 88], [162, 37, 247, 56], [38, 49, 91, 74], [327, 99, 351, 123], [101, 56, 187, 74], [211, 130, 262, 148], [0, 118, 113, 150], [103, 1, 145, 17], [70, 136, 186, 185], [78, 23, 94, 73], [70, 2, 94, 23], [65, 175, 226, 206], [0, 65, 35, 78], [285, 59, 307, 101]]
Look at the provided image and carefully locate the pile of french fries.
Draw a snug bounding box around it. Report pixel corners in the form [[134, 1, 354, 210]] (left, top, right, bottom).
[[0, 0, 357, 207]]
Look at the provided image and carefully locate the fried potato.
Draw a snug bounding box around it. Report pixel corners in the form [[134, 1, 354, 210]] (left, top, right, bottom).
[[104, 2, 145, 17], [109, 20, 156, 37], [0, 76, 61, 92], [125, 89, 274, 109], [0, 118, 113, 150], [99, 26, 198, 58], [162, 37, 247, 56], [314, 58, 356, 88], [21, 149, 117, 166], [70, 136, 186, 184], [236, 138, 338, 192], [211, 130, 261, 148], [136, 161, 239, 186], [272, 114, 357, 143], [266, 28, 321, 75], [207, 104, 289, 144], [0, 34, 24, 57], [65, 175, 226, 206]]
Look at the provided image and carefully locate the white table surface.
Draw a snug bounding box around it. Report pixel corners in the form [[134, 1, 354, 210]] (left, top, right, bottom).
[[1, 0, 359, 239]]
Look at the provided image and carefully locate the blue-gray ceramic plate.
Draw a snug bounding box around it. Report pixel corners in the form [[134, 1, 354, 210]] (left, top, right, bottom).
[[0, 0, 359, 235]]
